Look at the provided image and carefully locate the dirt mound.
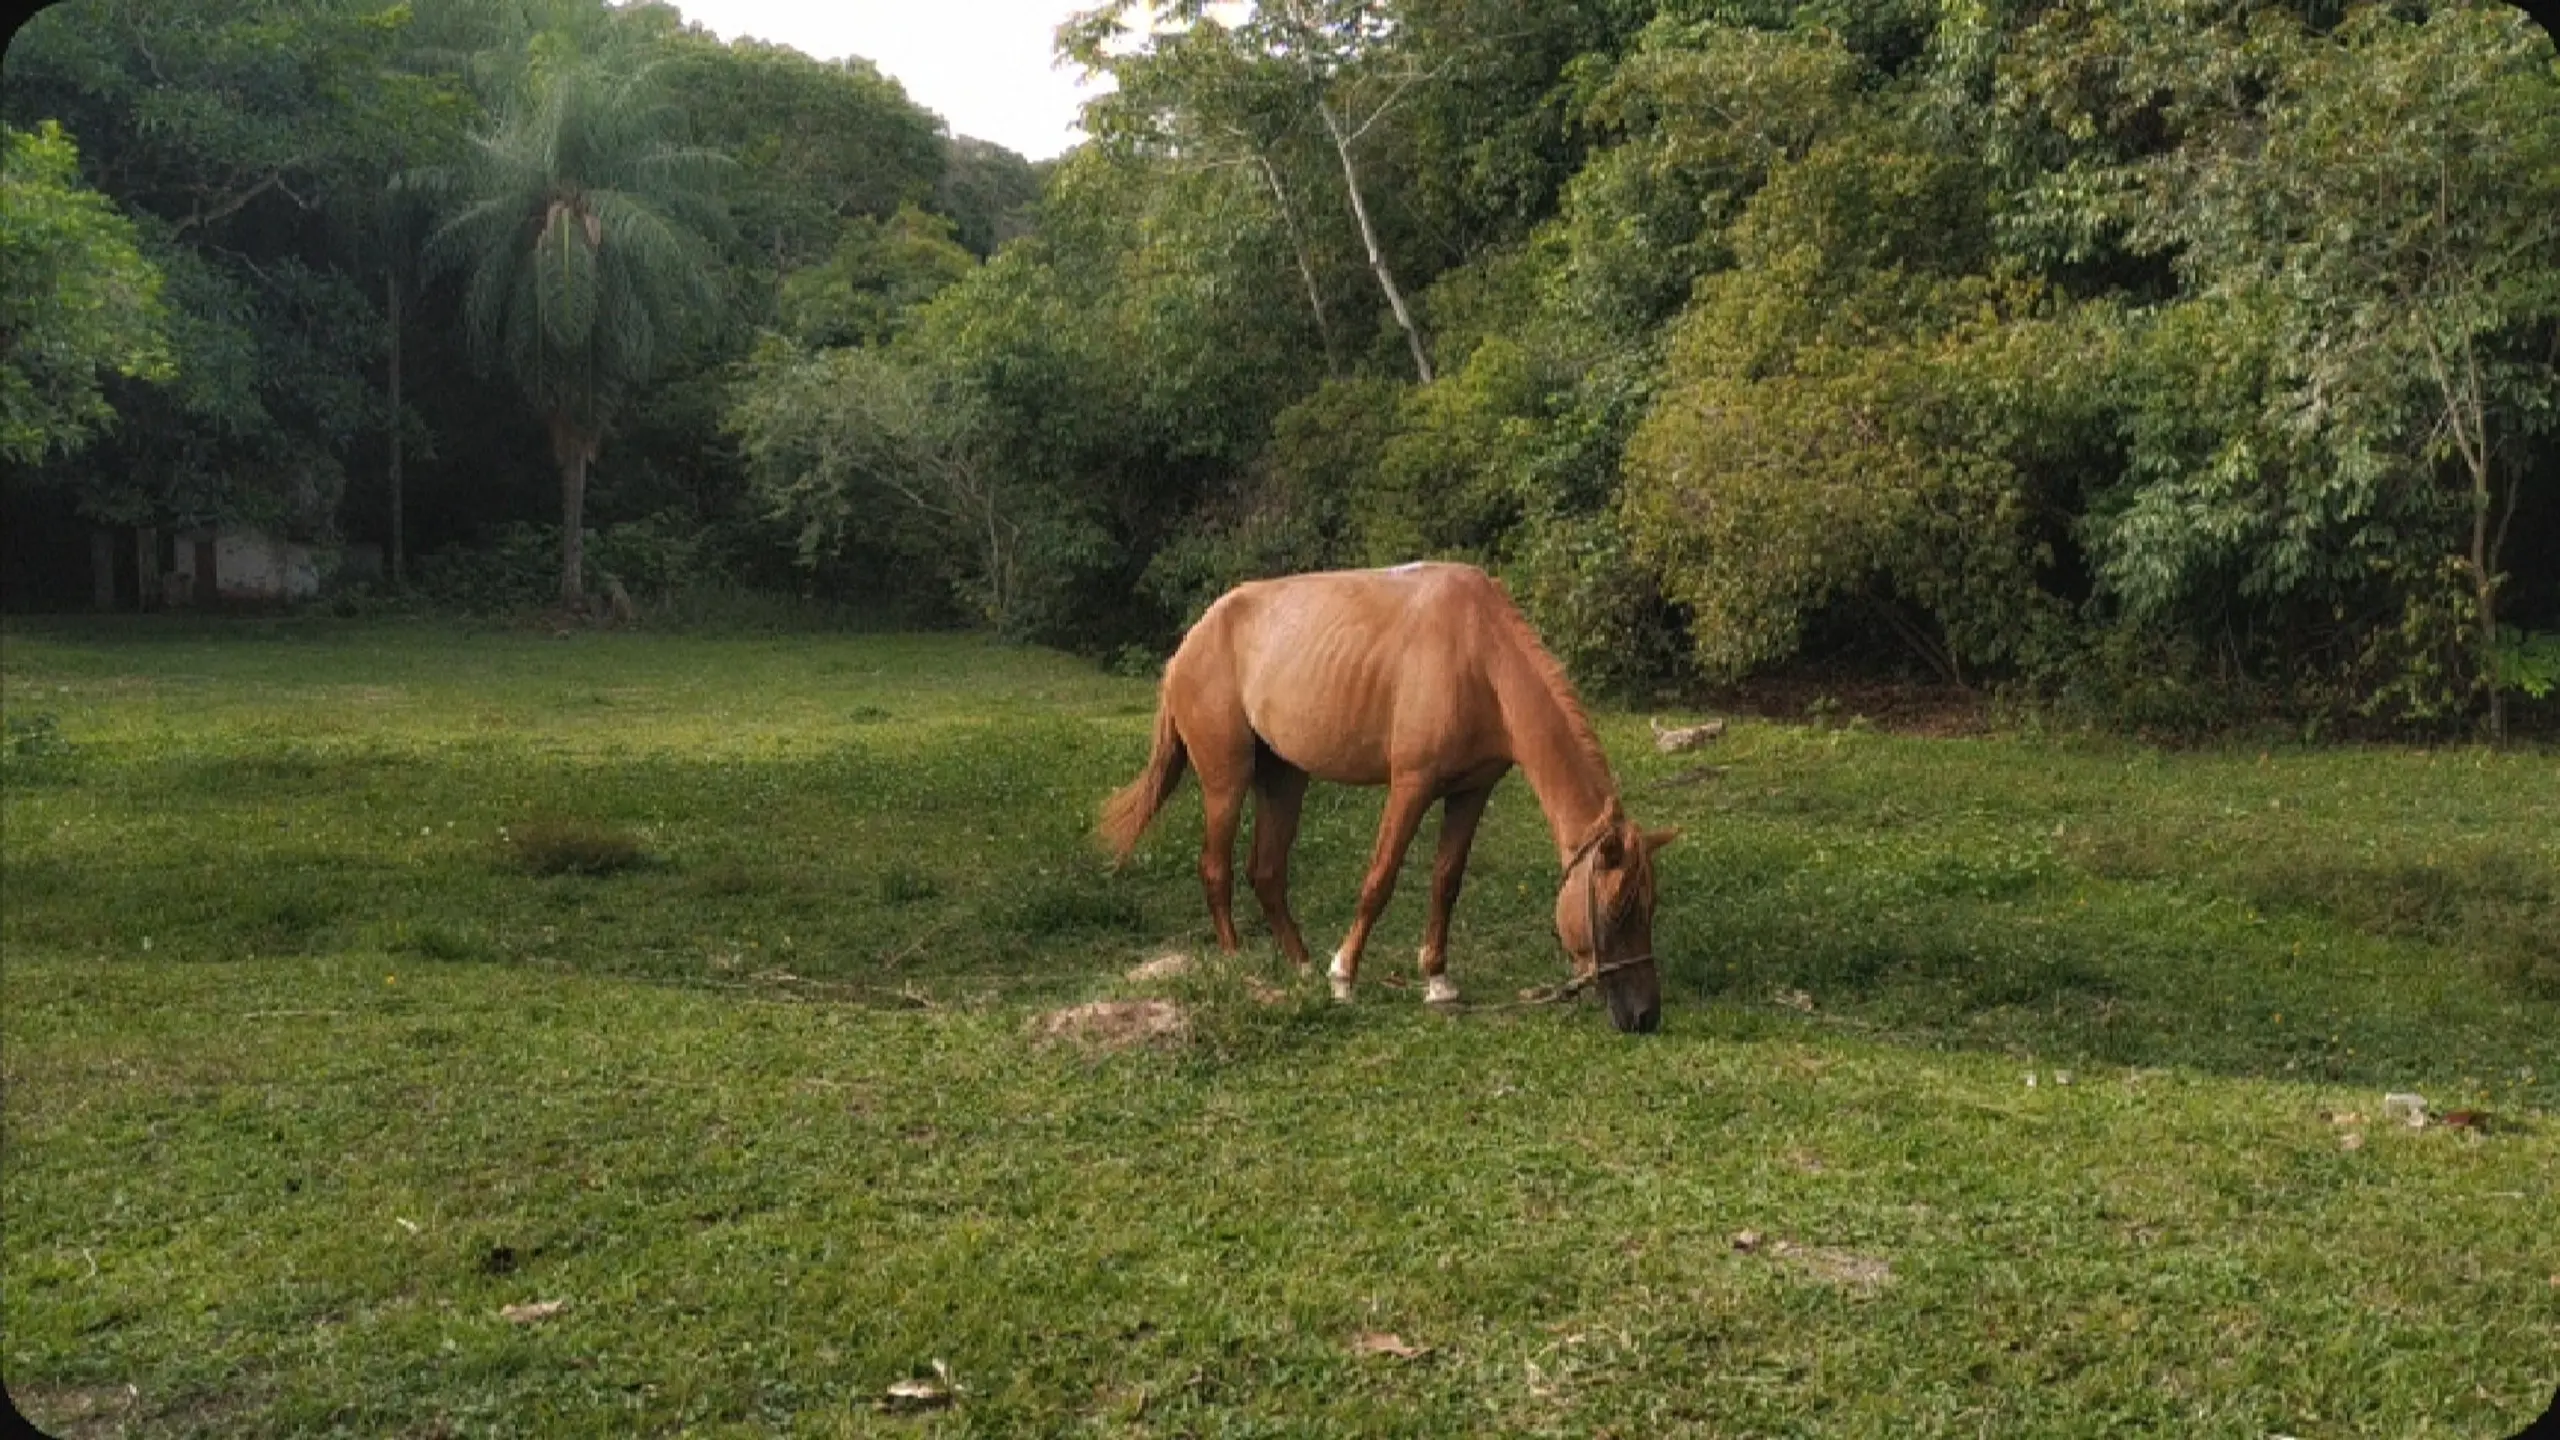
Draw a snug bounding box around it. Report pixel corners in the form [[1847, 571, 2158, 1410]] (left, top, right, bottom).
[[1029, 999, 1188, 1052]]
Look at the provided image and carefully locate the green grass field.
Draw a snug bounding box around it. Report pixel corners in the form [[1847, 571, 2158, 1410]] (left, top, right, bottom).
[[4, 617, 2555, 1437]]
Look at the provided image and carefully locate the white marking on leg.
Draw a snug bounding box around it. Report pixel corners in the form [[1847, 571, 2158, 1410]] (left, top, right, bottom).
[[1329, 948, 1354, 1002], [1419, 945, 1457, 1004]]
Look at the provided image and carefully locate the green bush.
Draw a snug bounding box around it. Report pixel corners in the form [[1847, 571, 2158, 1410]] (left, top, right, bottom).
[[1501, 509, 1687, 700], [503, 817, 649, 877], [412, 523, 561, 614]]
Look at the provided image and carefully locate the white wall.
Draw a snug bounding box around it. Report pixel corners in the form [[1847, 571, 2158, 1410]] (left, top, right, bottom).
[[167, 528, 323, 602]]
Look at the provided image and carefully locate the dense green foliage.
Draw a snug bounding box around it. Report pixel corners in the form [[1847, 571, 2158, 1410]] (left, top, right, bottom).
[[6, 0, 2556, 734], [0, 120, 171, 465], [4, 622, 2555, 1432], [0, 0, 981, 606]]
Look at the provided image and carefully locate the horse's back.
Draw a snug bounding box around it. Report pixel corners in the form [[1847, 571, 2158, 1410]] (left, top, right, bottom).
[[1196, 562, 1505, 675], [1170, 564, 1514, 784]]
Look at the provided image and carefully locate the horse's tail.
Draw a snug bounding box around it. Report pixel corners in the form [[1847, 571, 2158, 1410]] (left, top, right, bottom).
[[1098, 699, 1187, 866]]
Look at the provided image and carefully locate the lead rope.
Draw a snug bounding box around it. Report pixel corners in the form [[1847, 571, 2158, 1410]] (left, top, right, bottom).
[[1457, 822, 1652, 1011]]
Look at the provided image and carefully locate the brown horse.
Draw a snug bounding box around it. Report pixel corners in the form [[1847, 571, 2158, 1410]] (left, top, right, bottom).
[[1098, 562, 1677, 1032]]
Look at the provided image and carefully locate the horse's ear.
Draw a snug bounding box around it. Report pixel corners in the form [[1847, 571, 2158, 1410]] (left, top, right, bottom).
[[1642, 826, 1683, 854]]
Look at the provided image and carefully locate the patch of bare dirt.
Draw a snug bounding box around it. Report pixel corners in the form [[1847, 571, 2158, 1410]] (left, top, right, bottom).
[[1028, 999, 1188, 1052], [1124, 951, 1195, 984], [1730, 1231, 1895, 1297], [1784, 1245, 1895, 1295], [10, 1384, 139, 1439]]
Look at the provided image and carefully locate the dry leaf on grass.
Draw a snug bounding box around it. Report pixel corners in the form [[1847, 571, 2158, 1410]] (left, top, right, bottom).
[[1731, 1230, 1765, 1253], [2441, 1108, 2490, 1131], [1650, 717, 1726, 752], [2339, 1131, 2367, 1151], [879, 1360, 958, 1411], [499, 1300, 566, 1324], [1242, 976, 1289, 1007], [1352, 1331, 1431, 1360]]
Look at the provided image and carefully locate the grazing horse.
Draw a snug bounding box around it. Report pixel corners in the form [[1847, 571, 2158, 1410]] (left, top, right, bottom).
[[1098, 562, 1678, 1033]]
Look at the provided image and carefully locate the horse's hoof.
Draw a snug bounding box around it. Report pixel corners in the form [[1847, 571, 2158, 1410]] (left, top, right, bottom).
[[1329, 974, 1354, 1003], [1424, 976, 1460, 1005]]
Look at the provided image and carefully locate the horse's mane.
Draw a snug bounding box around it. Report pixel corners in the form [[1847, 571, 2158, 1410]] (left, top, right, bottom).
[[1486, 582, 1616, 793]]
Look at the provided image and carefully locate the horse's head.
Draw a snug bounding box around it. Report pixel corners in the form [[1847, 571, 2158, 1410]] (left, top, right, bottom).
[[1555, 814, 1680, 1034]]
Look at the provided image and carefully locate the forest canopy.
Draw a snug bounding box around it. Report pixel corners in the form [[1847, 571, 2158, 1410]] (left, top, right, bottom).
[[3, 0, 2555, 735]]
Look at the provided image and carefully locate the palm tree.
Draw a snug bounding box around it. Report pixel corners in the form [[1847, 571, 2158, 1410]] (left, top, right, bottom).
[[414, 37, 730, 603]]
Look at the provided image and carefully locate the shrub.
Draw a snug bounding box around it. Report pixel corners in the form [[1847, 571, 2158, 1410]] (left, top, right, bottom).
[[1502, 509, 1689, 701], [504, 817, 648, 877], [413, 523, 561, 614], [4, 711, 73, 760], [878, 865, 941, 905]]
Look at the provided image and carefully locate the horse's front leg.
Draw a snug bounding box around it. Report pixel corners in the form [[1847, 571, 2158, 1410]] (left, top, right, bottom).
[[1330, 780, 1436, 1001], [1417, 785, 1493, 1005]]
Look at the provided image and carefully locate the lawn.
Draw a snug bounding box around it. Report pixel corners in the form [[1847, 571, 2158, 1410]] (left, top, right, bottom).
[[4, 617, 2555, 1437]]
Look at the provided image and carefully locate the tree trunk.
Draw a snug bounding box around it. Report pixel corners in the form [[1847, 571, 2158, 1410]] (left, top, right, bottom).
[[549, 411, 600, 605], [387, 269, 405, 591], [1316, 98, 1432, 385], [1255, 155, 1340, 377], [135, 527, 158, 613], [91, 528, 115, 612], [2436, 332, 2507, 744], [2473, 461, 2503, 744], [560, 445, 588, 604]]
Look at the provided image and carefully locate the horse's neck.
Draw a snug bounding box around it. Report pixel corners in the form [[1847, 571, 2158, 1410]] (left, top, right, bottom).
[[1494, 656, 1617, 862]]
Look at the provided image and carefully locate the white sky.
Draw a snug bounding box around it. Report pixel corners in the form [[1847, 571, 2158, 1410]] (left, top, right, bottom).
[[668, 1, 1106, 160]]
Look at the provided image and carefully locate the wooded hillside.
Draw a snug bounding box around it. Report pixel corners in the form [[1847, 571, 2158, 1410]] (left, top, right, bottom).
[[5, 0, 2555, 735]]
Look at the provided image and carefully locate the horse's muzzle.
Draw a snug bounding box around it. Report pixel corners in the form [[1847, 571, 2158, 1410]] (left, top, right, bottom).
[[1607, 992, 1661, 1034]]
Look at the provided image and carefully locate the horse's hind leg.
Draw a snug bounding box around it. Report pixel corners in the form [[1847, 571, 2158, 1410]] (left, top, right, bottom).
[[1178, 717, 1258, 956], [1417, 784, 1493, 1005], [1248, 751, 1312, 968], [1195, 769, 1250, 954]]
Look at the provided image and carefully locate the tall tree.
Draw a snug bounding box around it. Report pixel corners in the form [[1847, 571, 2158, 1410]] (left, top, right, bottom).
[[659, 33, 946, 291], [2017, 0, 2560, 734], [1070, 0, 1443, 381], [937, 137, 1044, 258], [0, 121, 172, 466], [412, 35, 731, 602], [2162, 3, 2560, 738]]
